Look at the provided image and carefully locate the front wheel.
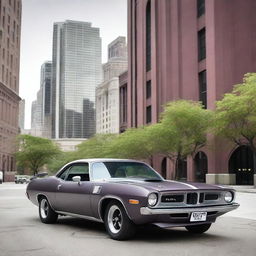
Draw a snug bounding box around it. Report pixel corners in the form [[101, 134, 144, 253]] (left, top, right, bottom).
[[185, 223, 211, 234], [104, 201, 136, 240], [39, 197, 58, 224]]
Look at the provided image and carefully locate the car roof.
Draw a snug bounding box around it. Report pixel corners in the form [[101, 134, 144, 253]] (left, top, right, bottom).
[[69, 158, 146, 164]]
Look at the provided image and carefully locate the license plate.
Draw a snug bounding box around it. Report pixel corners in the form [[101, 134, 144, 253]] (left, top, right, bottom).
[[190, 212, 207, 222]]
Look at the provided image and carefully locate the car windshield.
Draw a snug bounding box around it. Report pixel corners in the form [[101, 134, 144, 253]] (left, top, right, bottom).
[[92, 161, 163, 181]]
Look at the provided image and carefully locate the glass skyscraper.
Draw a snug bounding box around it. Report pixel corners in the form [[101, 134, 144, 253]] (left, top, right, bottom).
[[51, 20, 102, 139]]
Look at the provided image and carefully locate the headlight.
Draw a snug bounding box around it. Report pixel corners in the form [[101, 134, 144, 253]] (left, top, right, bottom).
[[148, 193, 158, 206], [224, 191, 233, 203]]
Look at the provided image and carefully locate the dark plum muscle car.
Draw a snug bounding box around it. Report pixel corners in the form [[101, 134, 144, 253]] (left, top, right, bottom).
[[26, 159, 239, 240]]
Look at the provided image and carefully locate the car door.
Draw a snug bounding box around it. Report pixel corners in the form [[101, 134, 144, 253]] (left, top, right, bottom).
[[54, 162, 94, 216]]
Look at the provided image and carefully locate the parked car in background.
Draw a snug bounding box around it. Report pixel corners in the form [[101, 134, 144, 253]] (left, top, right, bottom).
[[0, 171, 3, 184], [15, 175, 30, 184], [26, 159, 240, 240]]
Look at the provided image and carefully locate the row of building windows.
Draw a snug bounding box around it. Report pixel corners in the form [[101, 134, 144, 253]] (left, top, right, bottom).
[[197, 1, 207, 108], [0, 98, 18, 126], [1, 64, 17, 91], [142, 0, 207, 126], [120, 84, 127, 125], [0, 153, 15, 172], [197, 0, 205, 18], [1, 48, 18, 74], [146, 0, 151, 72], [0, 0, 21, 15]]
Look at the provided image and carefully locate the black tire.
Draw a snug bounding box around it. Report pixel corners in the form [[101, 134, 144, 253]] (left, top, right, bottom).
[[104, 200, 136, 240], [185, 223, 212, 234], [39, 197, 58, 224]]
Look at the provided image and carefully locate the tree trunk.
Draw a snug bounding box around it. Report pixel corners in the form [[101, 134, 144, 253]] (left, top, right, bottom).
[[174, 153, 181, 180], [33, 168, 38, 176]]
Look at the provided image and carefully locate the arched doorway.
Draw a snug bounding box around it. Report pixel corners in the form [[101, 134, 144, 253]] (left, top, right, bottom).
[[161, 158, 167, 179], [194, 151, 208, 183], [176, 158, 187, 181], [229, 146, 254, 185]]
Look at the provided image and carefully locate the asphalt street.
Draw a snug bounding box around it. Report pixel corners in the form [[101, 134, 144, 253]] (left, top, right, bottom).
[[0, 183, 256, 256]]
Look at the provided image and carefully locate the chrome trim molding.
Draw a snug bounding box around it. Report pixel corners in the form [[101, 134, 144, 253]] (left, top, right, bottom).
[[140, 203, 240, 215], [56, 211, 103, 223]]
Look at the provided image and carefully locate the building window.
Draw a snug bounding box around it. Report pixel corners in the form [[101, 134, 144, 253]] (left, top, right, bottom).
[[146, 0, 151, 71], [146, 105, 152, 123], [146, 80, 151, 99], [198, 28, 206, 61], [199, 70, 207, 108], [197, 0, 205, 17], [120, 85, 127, 124]]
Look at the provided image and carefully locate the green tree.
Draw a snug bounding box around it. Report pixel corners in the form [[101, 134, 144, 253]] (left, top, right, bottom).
[[76, 133, 118, 159], [47, 151, 78, 175], [107, 127, 154, 160], [153, 100, 213, 179], [215, 73, 256, 167], [16, 135, 60, 175]]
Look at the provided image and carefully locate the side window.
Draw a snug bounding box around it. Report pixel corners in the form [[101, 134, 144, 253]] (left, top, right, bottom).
[[58, 163, 89, 182], [59, 168, 70, 180], [92, 163, 111, 181]]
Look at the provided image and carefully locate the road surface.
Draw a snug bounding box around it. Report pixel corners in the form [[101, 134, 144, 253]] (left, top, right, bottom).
[[0, 183, 255, 256]]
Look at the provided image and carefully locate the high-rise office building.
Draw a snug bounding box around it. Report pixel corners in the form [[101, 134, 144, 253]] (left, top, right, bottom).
[[0, 0, 22, 181], [96, 37, 127, 134], [31, 90, 43, 137], [51, 20, 102, 139], [31, 61, 52, 138], [125, 0, 256, 185], [41, 61, 52, 138]]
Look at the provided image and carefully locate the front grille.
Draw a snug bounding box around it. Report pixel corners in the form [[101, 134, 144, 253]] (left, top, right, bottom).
[[199, 193, 204, 203], [187, 193, 198, 204], [205, 194, 219, 200], [161, 194, 184, 203]]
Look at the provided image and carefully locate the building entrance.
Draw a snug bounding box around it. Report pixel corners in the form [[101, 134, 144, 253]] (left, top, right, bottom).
[[229, 146, 254, 185], [161, 158, 167, 179], [176, 158, 187, 181], [194, 151, 208, 183]]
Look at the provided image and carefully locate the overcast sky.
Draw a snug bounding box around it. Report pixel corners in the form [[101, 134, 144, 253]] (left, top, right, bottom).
[[20, 0, 127, 128]]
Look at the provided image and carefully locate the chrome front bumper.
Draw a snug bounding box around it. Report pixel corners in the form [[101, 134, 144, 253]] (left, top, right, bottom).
[[140, 203, 240, 215]]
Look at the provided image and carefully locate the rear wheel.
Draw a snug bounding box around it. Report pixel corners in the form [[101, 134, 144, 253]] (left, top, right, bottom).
[[104, 201, 136, 240], [185, 223, 211, 234], [39, 197, 58, 224]]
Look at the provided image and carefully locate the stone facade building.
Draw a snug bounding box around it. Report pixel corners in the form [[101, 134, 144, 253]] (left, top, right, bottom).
[[18, 98, 25, 130], [96, 37, 127, 134], [31, 61, 52, 138], [0, 0, 22, 181], [123, 0, 256, 185]]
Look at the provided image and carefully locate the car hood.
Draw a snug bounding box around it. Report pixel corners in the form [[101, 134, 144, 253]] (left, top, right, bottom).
[[108, 179, 228, 192]]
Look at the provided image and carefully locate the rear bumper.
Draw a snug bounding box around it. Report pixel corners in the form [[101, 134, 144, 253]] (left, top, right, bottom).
[[140, 203, 240, 215]]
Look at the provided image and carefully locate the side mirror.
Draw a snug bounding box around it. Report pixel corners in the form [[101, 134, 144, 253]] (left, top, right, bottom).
[[72, 176, 81, 184]]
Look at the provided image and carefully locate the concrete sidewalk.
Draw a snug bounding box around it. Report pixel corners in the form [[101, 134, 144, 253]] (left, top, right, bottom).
[[230, 185, 256, 193]]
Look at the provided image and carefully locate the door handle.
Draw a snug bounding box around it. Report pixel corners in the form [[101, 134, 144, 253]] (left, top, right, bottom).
[[57, 184, 62, 190]]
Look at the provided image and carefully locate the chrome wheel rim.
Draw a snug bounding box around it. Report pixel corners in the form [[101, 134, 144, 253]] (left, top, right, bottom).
[[107, 205, 122, 234], [40, 199, 49, 219]]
